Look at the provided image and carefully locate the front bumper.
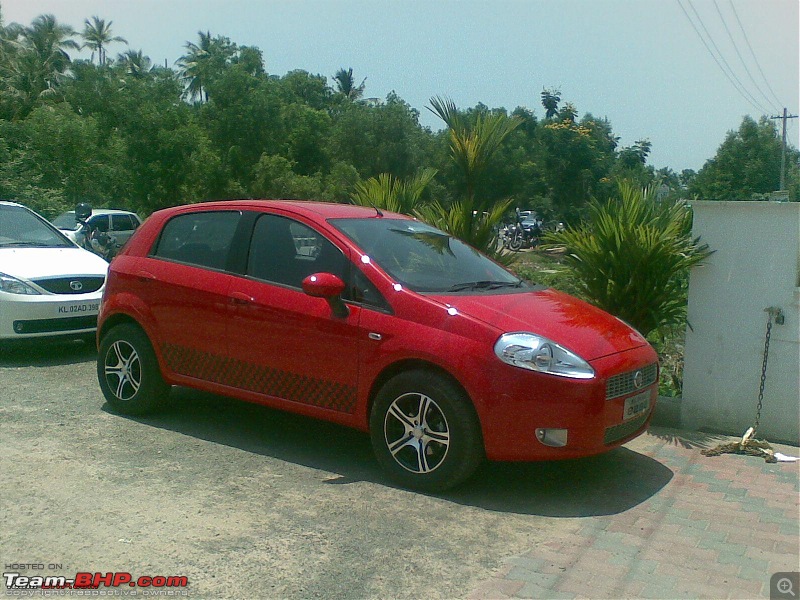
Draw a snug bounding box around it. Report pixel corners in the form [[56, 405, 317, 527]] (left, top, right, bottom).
[[0, 291, 102, 339], [481, 345, 659, 461]]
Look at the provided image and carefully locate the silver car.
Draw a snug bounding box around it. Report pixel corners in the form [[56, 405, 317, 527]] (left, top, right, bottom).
[[52, 209, 143, 248]]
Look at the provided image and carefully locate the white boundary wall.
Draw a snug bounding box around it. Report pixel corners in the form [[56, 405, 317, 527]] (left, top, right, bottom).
[[682, 201, 800, 443]]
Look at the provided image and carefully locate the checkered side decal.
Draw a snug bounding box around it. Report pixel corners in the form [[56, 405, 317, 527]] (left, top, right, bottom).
[[162, 343, 357, 413]]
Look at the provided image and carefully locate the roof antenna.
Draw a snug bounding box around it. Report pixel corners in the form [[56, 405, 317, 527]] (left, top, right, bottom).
[[346, 196, 382, 216], [366, 200, 383, 217]]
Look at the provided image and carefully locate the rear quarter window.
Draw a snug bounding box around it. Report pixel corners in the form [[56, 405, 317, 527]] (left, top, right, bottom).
[[152, 211, 242, 270]]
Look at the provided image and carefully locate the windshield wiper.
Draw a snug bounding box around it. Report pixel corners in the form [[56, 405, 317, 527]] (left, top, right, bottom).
[[446, 280, 524, 292], [0, 241, 43, 247]]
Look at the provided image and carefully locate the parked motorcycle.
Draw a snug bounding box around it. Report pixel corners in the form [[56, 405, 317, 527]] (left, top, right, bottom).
[[502, 219, 542, 251]]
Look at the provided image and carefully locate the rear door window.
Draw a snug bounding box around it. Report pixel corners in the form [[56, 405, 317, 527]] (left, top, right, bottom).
[[152, 211, 242, 270], [111, 214, 135, 231]]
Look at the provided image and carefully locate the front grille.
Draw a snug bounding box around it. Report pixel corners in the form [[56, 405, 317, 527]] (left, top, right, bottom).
[[13, 315, 97, 334], [32, 276, 105, 294], [606, 363, 658, 400], [604, 412, 649, 445]]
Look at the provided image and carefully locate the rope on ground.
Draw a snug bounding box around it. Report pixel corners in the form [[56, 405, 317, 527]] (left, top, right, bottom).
[[701, 427, 798, 462], [701, 427, 778, 463]]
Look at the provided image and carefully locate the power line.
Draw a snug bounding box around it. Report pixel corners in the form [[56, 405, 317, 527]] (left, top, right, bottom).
[[679, 0, 773, 114], [728, 0, 785, 110], [712, 0, 781, 113]]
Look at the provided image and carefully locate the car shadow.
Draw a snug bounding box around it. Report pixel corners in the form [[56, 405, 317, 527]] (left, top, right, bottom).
[[106, 386, 673, 517], [0, 338, 97, 367]]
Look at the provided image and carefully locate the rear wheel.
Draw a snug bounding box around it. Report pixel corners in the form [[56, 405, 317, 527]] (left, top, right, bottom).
[[370, 370, 483, 492], [97, 324, 169, 415]]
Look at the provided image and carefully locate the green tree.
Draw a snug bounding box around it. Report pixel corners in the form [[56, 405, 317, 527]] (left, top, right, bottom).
[[690, 116, 799, 201], [81, 16, 126, 66], [116, 49, 152, 77], [547, 179, 713, 337], [418, 97, 522, 260], [0, 103, 131, 215], [328, 93, 427, 179], [541, 88, 561, 119], [538, 115, 615, 222], [350, 168, 437, 214], [2, 14, 78, 118], [177, 31, 236, 103], [332, 67, 366, 101], [251, 153, 323, 199]]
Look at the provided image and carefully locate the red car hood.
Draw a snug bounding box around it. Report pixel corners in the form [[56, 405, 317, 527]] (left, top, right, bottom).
[[433, 288, 648, 361]]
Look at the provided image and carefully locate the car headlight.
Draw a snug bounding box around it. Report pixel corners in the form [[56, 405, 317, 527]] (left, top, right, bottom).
[[494, 332, 594, 379], [0, 272, 41, 295]]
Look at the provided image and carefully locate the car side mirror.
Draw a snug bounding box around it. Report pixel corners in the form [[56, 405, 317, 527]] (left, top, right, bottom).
[[302, 273, 349, 318]]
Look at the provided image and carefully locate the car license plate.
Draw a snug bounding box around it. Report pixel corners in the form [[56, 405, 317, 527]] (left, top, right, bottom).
[[623, 391, 651, 421], [57, 302, 100, 315]]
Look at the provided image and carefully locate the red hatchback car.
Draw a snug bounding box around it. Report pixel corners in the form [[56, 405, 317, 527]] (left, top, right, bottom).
[[97, 200, 658, 491]]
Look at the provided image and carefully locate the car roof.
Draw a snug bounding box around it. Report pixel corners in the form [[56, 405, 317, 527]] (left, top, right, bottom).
[[60, 208, 139, 216], [158, 200, 412, 221], [0, 200, 26, 209]]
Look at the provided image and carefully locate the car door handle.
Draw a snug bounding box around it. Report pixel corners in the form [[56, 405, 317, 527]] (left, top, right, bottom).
[[136, 271, 156, 283], [230, 291, 254, 305]]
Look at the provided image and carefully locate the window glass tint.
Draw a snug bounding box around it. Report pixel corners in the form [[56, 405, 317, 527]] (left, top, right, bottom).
[[247, 214, 347, 288], [349, 268, 390, 311], [89, 215, 109, 232], [153, 211, 241, 270], [331, 218, 519, 293], [52, 212, 79, 230], [112, 214, 135, 231]]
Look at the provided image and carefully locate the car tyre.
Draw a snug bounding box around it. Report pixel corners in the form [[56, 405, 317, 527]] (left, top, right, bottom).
[[370, 370, 483, 492], [97, 323, 169, 415]]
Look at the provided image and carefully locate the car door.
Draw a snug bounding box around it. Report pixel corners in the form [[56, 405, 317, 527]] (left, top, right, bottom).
[[225, 213, 363, 416], [137, 209, 243, 382], [110, 213, 136, 245]]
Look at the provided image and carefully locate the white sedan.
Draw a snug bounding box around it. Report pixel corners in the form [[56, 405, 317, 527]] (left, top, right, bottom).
[[0, 201, 109, 341]]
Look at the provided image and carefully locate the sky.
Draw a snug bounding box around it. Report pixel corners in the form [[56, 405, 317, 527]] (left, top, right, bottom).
[[3, 0, 798, 173]]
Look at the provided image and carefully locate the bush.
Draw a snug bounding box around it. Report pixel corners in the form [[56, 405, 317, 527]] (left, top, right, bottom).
[[544, 179, 713, 338]]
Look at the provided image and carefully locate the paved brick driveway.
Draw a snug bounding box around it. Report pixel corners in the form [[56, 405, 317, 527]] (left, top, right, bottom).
[[469, 427, 800, 600]]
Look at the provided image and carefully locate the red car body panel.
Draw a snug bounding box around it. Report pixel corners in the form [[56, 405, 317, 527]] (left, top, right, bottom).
[[99, 200, 659, 462]]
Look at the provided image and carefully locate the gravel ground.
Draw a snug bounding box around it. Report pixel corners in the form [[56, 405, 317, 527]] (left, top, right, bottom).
[[1, 339, 673, 599]]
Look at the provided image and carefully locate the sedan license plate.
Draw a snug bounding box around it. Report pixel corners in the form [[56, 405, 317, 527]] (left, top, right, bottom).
[[57, 302, 100, 315], [623, 391, 651, 421]]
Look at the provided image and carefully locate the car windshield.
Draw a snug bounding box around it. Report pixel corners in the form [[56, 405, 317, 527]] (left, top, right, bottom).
[[52, 211, 80, 230], [331, 218, 523, 293], [0, 204, 73, 248]]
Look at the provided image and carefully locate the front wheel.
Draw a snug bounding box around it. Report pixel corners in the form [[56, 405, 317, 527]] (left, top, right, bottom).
[[97, 323, 169, 415], [370, 370, 483, 492], [509, 234, 524, 251]]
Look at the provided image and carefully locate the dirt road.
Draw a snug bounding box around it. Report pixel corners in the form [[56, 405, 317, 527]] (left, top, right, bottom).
[[1, 340, 672, 599]]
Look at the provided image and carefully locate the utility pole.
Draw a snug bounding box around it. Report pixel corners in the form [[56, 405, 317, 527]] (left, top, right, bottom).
[[770, 108, 798, 191]]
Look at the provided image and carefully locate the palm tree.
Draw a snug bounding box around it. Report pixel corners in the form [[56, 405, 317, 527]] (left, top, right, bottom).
[[418, 97, 522, 261], [177, 30, 213, 102], [3, 14, 77, 118], [24, 14, 79, 81], [332, 67, 366, 101], [82, 16, 127, 66], [546, 179, 713, 337], [350, 168, 437, 214], [116, 49, 152, 77]]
